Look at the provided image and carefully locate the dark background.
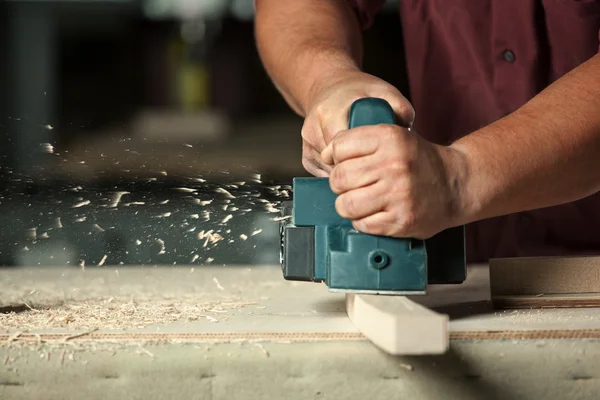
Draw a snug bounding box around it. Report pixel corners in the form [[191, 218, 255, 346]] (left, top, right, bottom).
[[0, 0, 410, 268]]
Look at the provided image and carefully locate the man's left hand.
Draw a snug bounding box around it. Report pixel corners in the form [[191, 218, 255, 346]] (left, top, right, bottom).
[[320, 124, 469, 239]]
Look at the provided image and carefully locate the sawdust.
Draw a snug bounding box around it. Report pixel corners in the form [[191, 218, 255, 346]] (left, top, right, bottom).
[[1, 295, 258, 332], [1, 298, 257, 332]]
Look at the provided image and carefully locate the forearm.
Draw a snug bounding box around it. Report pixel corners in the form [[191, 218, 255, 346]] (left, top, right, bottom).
[[254, 0, 363, 115], [452, 53, 600, 223]]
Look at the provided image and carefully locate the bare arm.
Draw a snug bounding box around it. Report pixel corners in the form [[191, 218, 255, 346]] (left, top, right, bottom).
[[254, 0, 363, 115], [453, 53, 600, 224]]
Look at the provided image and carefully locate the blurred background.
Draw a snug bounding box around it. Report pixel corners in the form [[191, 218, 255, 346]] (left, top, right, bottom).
[[0, 0, 409, 268]]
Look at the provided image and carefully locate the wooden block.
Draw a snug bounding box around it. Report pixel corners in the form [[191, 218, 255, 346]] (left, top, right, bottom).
[[490, 256, 600, 309], [345, 294, 448, 355]]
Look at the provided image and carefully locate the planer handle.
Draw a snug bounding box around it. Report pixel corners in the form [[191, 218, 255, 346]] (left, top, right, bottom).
[[348, 97, 397, 130]]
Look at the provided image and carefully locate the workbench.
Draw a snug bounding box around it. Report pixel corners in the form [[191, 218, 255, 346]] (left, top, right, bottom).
[[1, 264, 599, 399]]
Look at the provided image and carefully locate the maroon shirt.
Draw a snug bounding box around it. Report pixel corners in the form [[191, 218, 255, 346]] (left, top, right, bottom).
[[348, 0, 600, 262]]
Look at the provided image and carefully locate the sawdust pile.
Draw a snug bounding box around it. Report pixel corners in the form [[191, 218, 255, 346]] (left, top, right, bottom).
[[0, 296, 258, 332]]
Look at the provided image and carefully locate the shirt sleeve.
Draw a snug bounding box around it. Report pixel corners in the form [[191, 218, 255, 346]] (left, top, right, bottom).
[[345, 0, 387, 29]]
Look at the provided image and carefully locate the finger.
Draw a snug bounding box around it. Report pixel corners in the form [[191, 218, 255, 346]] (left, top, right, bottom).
[[318, 107, 350, 146], [388, 96, 415, 128], [351, 211, 398, 237], [301, 121, 327, 154], [329, 155, 379, 194], [322, 125, 384, 165], [302, 142, 332, 177], [335, 182, 387, 220]]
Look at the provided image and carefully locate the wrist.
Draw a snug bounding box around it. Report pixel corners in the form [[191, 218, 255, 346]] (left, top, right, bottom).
[[300, 51, 360, 111], [442, 143, 481, 227]]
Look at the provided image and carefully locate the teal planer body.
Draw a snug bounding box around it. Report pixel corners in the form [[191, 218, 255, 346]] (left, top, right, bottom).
[[279, 98, 467, 294]]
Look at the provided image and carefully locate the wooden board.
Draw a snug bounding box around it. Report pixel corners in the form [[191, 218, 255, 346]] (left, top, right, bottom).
[[3, 265, 600, 347], [489, 256, 600, 309], [346, 294, 448, 355]]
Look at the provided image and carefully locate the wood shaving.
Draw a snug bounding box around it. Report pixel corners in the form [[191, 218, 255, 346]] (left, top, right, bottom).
[[72, 200, 90, 208], [214, 187, 234, 199], [93, 224, 105, 233], [212, 278, 225, 291], [108, 191, 129, 208], [173, 187, 196, 193]]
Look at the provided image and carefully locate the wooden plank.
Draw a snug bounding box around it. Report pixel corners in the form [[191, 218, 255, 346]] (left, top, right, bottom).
[[489, 256, 600, 309], [345, 293, 448, 355], [489, 256, 600, 296], [492, 293, 600, 309]]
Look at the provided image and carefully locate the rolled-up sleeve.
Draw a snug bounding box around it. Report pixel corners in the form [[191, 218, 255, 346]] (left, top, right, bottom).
[[345, 0, 387, 29]]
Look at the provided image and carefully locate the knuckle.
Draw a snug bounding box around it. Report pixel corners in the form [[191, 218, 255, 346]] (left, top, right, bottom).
[[399, 209, 417, 233], [388, 159, 407, 174]]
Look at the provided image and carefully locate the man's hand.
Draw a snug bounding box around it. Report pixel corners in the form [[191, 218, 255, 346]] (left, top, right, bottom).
[[301, 70, 415, 176], [321, 124, 469, 239]]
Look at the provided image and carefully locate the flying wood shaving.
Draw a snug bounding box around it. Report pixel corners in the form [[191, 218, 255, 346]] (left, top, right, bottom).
[[75, 217, 86, 222], [194, 199, 213, 206], [206, 257, 214, 264], [56, 217, 63, 228], [271, 216, 292, 222], [72, 200, 91, 208], [156, 212, 172, 218], [98, 255, 107, 266], [190, 214, 199, 219], [214, 187, 235, 199], [125, 202, 145, 206], [159, 200, 169, 205], [93, 224, 105, 233], [197, 230, 223, 245], [239, 234, 248, 241], [135, 239, 142, 245], [41, 142, 54, 153], [27, 228, 37, 240], [191, 255, 199, 262], [212, 277, 225, 291], [192, 177, 206, 183], [204, 315, 218, 323], [156, 239, 166, 254], [251, 229, 263, 236], [173, 187, 197, 193], [108, 191, 129, 208], [39, 232, 49, 239], [264, 205, 279, 213], [221, 214, 233, 224]]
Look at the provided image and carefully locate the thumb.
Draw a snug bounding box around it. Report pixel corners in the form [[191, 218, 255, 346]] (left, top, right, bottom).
[[387, 95, 415, 129]]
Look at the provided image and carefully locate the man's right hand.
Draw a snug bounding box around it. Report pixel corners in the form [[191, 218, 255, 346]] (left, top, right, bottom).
[[301, 69, 415, 177]]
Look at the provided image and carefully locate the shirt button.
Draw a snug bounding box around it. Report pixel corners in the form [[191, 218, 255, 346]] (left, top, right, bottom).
[[503, 50, 515, 62]]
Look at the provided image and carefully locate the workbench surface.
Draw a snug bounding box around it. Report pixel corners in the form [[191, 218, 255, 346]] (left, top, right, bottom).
[[1, 264, 600, 400]]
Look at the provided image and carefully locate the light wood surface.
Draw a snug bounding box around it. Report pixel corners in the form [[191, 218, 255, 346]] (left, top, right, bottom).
[[2, 264, 600, 346], [346, 293, 448, 355]]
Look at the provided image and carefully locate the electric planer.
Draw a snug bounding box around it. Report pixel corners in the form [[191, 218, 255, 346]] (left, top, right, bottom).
[[279, 97, 466, 295]]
